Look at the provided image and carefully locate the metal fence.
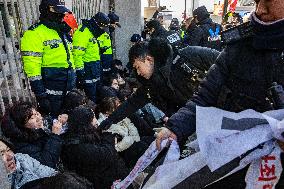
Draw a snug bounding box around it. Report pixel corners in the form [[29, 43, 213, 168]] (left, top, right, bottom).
[[72, 0, 109, 25], [0, 0, 112, 116], [0, 0, 41, 116]]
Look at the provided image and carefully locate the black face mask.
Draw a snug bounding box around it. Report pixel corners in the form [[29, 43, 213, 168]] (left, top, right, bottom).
[[40, 10, 64, 23]]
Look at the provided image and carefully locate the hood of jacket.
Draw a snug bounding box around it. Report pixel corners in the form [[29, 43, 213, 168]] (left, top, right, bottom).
[[193, 6, 210, 23]]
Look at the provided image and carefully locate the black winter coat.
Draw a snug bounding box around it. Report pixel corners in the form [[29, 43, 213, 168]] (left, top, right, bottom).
[[13, 129, 62, 169], [101, 46, 220, 129], [61, 134, 129, 189], [151, 26, 182, 56], [198, 18, 222, 50], [183, 22, 204, 46], [168, 20, 284, 188]]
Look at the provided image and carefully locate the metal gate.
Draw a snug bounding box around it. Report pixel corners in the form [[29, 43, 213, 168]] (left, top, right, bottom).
[[0, 0, 112, 116], [0, 0, 41, 116], [72, 0, 109, 25]]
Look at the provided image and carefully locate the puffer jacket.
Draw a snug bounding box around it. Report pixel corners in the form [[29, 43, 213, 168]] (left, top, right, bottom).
[[61, 133, 129, 189], [99, 114, 140, 152], [183, 22, 204, 47], [1, 115, 62, 169], [167, 17, 284, 189]]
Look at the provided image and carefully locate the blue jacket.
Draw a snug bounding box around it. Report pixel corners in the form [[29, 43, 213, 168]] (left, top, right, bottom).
[[9, 153, 56, 189]]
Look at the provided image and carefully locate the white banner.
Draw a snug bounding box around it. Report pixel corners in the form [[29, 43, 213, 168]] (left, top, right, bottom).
[[114, 107, 284, 189]]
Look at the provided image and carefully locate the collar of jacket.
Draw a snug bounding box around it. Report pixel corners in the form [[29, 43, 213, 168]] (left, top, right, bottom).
[[251, 13, 284, 50], [41, 20, 71, 35], [198, 17, 213, 26], [82, 19, 105, 38]]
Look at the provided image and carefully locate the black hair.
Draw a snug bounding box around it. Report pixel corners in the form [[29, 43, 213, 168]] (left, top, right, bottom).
[[128, 41, 150, 65], [146, 19, 161, 30], [1, 101, 41, 142], [118, 89, 132, 101], [20, 171, 94, 189], [0, 137, 14, 151], [96, 97, 120, 116], [128, 38, 173, 69], [112, 59, 123, 66], [62, 90, 87, 114], [105, 75, 118, 87], [65, 106, 100, 143]]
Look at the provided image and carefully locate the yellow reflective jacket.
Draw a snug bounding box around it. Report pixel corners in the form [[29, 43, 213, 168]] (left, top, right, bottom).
[[21, 23, 75, 78], [98, 32, 113, 55], [72, 25, 101, 70]]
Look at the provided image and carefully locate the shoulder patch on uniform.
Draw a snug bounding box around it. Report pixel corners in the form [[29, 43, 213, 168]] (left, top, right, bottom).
[[221, 22, 253, 45], [28, 22, 41, 31]]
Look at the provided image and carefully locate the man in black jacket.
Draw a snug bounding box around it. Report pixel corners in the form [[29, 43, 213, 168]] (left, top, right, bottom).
[[193, 6, 222, 50], [182, 17, 204, 46], [157, 0, 284, 188], [99, 38, 220, 129]]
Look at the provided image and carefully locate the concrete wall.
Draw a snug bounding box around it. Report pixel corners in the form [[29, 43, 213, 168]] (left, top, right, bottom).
[[114, 0, 142, 65]]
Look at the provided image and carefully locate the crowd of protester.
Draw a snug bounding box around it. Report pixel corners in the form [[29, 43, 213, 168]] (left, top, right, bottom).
[[2, 0, 283, 188]]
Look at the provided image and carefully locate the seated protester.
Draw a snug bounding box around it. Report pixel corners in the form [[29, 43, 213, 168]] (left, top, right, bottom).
[[61, 90, 87, 114], [1, 101, 63, 169], [97, 97, 155, 168], [108, 91, 155, 137], [111, 59, 128, 78], [61, 106, 128, 189], [97, 97, 140, 152], [130, 34, 142, 46], [99, 75, 121, 101], [20, 171, 94, 189], [58, 90, 89, 134], [0, 137, 57, 189]]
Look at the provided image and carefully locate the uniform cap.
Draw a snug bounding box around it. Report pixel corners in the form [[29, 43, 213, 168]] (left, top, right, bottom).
[[108, 13, 121, 28], [94, 12, 110, 27], [40, 0, 70, 14]]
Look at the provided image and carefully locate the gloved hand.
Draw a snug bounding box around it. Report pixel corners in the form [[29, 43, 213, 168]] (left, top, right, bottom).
[[37, 96, 51, 115], [99, 118, 113, 130]]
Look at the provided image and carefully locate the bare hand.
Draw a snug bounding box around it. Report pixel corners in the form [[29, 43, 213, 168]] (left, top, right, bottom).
[[52, 120, 63, 135], [155, 127, 177, 150], [58, 114, 68, 125], [163, 116, 169, 123]]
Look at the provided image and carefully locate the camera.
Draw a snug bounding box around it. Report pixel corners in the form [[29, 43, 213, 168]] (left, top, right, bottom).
[[268, 82, 284, 109]]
